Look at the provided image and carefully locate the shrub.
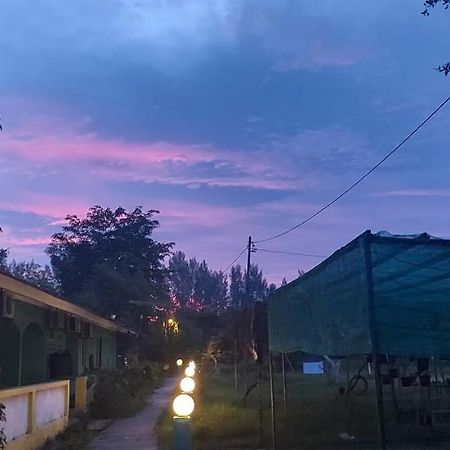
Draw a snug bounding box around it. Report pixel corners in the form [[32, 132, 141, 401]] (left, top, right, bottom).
[[0, 403, 6, 450], [90, 362, 162, 418]]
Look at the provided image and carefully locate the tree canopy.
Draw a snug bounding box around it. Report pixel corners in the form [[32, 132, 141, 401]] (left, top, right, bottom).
[[8, 260, 59, 294], [422, 0, 450, 75], [47, 206, 173, 324]]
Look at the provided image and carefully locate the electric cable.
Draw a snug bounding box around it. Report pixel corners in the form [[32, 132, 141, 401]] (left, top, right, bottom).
[[255, 94, 450, 244]]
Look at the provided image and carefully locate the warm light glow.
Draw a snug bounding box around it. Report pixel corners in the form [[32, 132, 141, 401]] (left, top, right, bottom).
[[184, 366, 195, 377], [176, 359, 183, 367], [180, 376, 195, 394], [173, 394, 195, 417], [188, 361, 196, 370], [167, 318, 175, 325]]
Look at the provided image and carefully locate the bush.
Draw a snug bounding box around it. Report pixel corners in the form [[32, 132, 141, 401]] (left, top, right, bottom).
[[90, 362, 162, 418], [0, 403, 6, 450]]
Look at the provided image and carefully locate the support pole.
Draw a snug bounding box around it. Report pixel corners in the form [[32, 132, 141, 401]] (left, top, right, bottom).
[[282, 353, 288, 416], [269, 351, 277, 450], [172, 417, 193, 450], [257, 361, 263, 445], [245, 236, 252, 306], [363, 232, 387, 450]]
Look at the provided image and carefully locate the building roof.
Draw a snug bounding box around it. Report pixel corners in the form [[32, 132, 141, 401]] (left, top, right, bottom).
[[0, 271, 134, 335]]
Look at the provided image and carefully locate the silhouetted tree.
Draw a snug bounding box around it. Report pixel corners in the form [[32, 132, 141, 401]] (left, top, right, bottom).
[[8, 260, 59, 294], [0, 227, 7, 271], [47, 206, 173, 325], [230, 263, 274, 307], [167, 253, 228, 311], [168, 251, 193, 308], [422, 0, 450, 75], [230, 265, 245, 307]]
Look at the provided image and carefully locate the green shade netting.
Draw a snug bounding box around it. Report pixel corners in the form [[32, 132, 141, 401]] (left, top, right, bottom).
[[268, 232, 450, 358]]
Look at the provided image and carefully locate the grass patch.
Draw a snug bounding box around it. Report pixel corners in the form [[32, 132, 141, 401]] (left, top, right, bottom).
[[157, 365, 450, 449], [43, 418, 96, 450]]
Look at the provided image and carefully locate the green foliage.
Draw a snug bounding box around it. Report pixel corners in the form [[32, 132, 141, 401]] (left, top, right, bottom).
[[421, 0, 449, 75], [0, 249, 7, 271], [171, 308, 228, 358], [43, 419, 94, 450], [0, 402, 6, 450], [47, 206, 173, 325], [0, 227, 8, 271], [229, 263, 273, 307], [90, 363, 162, 419], [422, 0, 450, 15], [7, 260, 60, 294], [168, 252, 228, 310]]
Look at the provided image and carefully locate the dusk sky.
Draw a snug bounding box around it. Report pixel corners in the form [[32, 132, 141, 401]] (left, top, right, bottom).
[[1, 0, 450, 283]]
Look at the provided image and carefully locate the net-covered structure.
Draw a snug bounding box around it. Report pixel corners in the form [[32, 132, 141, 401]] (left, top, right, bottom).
[[268, 230, 450, 359]]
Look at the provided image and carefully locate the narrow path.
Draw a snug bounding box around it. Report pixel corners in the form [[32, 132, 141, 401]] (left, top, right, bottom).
[[88, 377, 177, 450]]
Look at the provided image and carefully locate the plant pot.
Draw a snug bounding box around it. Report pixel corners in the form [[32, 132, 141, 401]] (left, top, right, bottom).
[[401, 376, 415, 387]]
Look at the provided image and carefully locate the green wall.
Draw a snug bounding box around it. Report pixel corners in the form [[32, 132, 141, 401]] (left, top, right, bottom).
[[0, 299, 119, 388]]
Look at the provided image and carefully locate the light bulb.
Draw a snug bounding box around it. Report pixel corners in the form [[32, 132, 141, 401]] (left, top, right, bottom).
[[180, 376, 195, 394], [184, 366, 195, 377], [173, 394, 195, 417], [176, 358, 183, 367]]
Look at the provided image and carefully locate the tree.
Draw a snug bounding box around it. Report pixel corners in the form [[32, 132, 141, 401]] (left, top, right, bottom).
[[168, 251, 193, 308], [0, 249, 7, 271], [47, 206, 173, 324], [8, 260, 59, 294], [422, 0, 450, 75], [230, 265, 245, 308], [0, 227, 8, 271], [246, 264, 268, 305], [0, 402, 6, 450], [167, 254, 229, 311], [230, 263, 274, 307]]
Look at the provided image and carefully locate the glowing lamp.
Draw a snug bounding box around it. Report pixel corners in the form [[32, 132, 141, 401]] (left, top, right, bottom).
[[168, 318, 175, 325], [180, 376, 195, 394], [173, 394, 195, 417], [184, 366, 195, 377], [176, 358, 183, 367], [188, 361, 196, 370]]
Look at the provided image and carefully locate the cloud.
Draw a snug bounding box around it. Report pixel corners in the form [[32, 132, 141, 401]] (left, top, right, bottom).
[[376, 189, 450, 198], [0, 193, 90, 220]]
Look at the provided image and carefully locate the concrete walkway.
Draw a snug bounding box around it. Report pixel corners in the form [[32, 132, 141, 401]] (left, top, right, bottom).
[[88, 377, 177, 450]]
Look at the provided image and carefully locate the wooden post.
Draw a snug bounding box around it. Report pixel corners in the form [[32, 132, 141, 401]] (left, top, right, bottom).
[[282, 353, 287, 416], [257, 361, 263, 445], [269, 351, 277, 450], [363, 232, 387, 450]]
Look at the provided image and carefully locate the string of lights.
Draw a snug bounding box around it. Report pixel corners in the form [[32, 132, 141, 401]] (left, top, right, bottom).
[[254, 94, 450, 245]]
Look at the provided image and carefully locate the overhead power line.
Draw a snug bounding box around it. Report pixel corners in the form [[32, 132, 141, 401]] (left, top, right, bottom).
[[223, 245, 248, 273], [255, 248, 326, 258], [254, 94, 450, 244]]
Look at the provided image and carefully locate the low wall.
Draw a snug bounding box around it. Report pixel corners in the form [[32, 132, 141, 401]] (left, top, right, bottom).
[[0, 380, 69, 450]]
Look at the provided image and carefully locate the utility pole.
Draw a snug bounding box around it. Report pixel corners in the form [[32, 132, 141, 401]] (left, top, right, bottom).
[[245, 236, 252, 304]]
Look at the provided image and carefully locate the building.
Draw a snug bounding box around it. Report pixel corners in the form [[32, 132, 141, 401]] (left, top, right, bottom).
[[0, 271, 133, 388]]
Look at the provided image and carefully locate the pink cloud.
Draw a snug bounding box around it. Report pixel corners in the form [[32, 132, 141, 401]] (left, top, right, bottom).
[[156, 199, 251, 229], [0, 104, 310, 192], [0, 193, 90, 220]]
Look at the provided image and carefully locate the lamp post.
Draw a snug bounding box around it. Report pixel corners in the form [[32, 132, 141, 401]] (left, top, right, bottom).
[[172, 394, 195, 450]]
